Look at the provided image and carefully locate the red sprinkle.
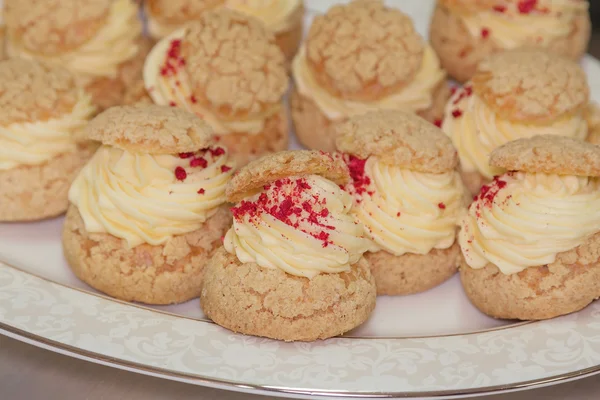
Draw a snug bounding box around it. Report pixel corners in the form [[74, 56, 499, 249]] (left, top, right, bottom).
[[345, 155, 371, 197], [396, 212, 401, 217], [174, 166, 187, 181], [452, 109, 463, 118], [438, 202, 446, 210], [492, 5, 506, 12], [221, 165, 232, 173], [518, 0, 537, 14], [481, 28, 490, 39], [169, 101, 177, 107], [198, 188, 205, 194], [434, 119, 443, 128], [190, 95, 198, 104], [210, 147, 225, 157], [475, 176, 507, 208], [179, 152, 194, 159], [190, 157, 207, 168], [160, 39, 185, 77]]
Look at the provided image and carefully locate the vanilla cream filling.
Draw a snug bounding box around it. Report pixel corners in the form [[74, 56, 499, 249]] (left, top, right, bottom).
[[0, 91, 96, 171], [7, 0, 141, 80], [69, 146, 233, 248], [292, 45, 446, 121], [442, 87, 588, 179], [224, 175, 372, 279], [459, 172, 600, 275], [460, 0, 588, 48], [351, 157, 466, 256], [144, 28, 274, 135]]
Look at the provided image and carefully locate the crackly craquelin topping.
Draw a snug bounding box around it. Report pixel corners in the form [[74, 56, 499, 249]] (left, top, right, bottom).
[[4, 0, 112, 55], [147, 0, 225, 24], [0, 59, 79, 126], [472, 50, 589, 121], [180, 10, 287, 117], [305, 0, 424, 101]]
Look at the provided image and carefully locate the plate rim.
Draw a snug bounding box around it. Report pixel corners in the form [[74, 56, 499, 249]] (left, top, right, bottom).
[[2, 260, 600, 399]]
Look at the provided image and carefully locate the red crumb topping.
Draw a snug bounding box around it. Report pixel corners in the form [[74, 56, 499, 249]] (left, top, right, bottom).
[[210, 147, 225, 157], [396, 212, 401, 217], [190, 95, 198, 104], [221, 165, 232, 173], [179, 152, 194, 159], [438, 202, 446, 210], [518, 0, 537, 14], [344, 155, 372, 198], [452, 109, 463, 118], [481, 28, 490, 38], [160, 39, 185, 77], [452, 85, 473, 105], [169, 101, 177, 107], [450, 86, 458, 96], [198, 188, 205, 194], [492, 5, 506, 12], [475, 176, 507, 208], [434, 118, 443, 128], [174, 166, 187, 181], [231, 177, 335, 247], [190, 157, 207, 168]]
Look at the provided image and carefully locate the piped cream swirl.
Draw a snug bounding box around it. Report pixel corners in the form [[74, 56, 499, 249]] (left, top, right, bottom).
[[459, 172, 600, 275], [69, 146, 233, 248], [224, 175, 372, 278], [459, 0, 588, 49], [143, 28, 273, 135], [292, 45, 446, 121], [0, 91, 96, 171], [442, 86, 588, 179], [7, 0, 141, 80], [350, 157, 466, 255]]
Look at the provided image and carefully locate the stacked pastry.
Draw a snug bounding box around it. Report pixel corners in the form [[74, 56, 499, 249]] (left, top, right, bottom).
[[140, 9, 289, 166], [442, 49, 591, 195], [335, 111, 469, 295], [430, 0, 591, 82], [4, 0, 150, 109], [145, 0, 304, 61], [63, 106, 234, 305], [291, 0, 449, 151], [0, 59, 96, 222]]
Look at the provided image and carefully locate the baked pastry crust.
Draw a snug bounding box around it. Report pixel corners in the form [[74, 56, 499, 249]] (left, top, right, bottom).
[[201, 248, 377, 341]]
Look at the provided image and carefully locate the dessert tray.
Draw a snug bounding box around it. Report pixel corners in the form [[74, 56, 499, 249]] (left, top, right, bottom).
[[2, 1, 600, 399]]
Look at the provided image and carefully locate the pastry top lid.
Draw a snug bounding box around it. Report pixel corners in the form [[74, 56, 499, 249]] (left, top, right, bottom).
[[490, 135, 600, 177], [0, 59, 81, 126], [439, 0, 588, 13], [180, 9, 288, 118], [305, 0, 425, 102], [4, 0, 114, 55], [84, 105, 215, 154], [335, 110, 459, 173], [146, 0, 224, 24], [472, 49, 589, 123], [226, 150, 350, 203]]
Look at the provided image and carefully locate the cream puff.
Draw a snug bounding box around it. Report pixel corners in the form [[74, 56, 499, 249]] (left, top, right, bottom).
[[63, 105, 234, 305], [460, 135, 600, 320], [142, 9, 289, 167], [442, 49, 590, 195], [430, 0, 591, 83], [336, 110, 469, 295], [0, 59, 97, 222], [291, 0, 449, 152], [201, 150, 377, 341], [4, 0, 150, 110], [145, 0, 304, 61]]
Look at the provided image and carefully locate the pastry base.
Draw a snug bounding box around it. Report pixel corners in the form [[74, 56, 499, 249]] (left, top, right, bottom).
[[290, 82, 449, 152], [201, 248, 377, 342], [429, 3, 591, 83], [460, 232, 600, 320], [62, 204, 231, 305], [0, 143, 96, 222], [366, 242, 460, 296]]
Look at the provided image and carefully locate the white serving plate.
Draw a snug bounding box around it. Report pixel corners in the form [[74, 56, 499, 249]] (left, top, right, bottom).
[[2, 1, 600, 399]]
